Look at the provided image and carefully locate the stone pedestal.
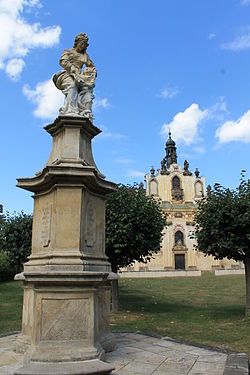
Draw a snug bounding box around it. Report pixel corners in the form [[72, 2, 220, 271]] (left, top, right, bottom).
[[15, 116, 116, 374]]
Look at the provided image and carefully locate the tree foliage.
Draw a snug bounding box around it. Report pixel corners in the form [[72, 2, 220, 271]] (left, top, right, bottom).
[[0, 211, 32, 276], [195, 175, 250, 262], [105, 184, 166, 273], [0, 251, 13, 281], [195, 174, 250, 316]]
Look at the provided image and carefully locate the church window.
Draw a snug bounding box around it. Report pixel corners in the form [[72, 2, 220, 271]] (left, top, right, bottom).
[[195, 181, 203, 197], [175, 230, 184, 245], [149, 179, 158, 196], [172, 176, 180, 189]]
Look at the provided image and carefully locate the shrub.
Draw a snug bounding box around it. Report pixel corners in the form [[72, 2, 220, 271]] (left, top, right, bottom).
[[0, 212, 32, 275], [0, 251, 13, 281]]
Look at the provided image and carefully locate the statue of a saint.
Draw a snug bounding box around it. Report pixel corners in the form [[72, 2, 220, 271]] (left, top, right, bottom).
[[184, 160, 189, 171], [53, 33, 97, 120], [195, 168, 200, 178], [183, 159, 192, 176], [161, 158, 166, 172]]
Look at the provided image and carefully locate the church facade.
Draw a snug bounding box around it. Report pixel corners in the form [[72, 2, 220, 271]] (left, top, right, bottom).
[[126, 132, 242, 273]]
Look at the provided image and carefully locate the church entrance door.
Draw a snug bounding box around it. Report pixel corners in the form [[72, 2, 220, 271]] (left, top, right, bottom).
[[175, 254, 185, 270]]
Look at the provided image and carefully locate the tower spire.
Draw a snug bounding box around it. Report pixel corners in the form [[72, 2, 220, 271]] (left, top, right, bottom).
[[165, 131, 177, 168]]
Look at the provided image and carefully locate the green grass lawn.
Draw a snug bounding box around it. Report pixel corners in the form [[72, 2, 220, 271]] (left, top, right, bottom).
[[1, 273, 250, 356], [0, 280, 23, 334], [111, 272, 250, 355]]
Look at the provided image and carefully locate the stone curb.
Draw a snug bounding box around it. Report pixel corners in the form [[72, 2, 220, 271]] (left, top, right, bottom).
[[0, 331, 20, 338]]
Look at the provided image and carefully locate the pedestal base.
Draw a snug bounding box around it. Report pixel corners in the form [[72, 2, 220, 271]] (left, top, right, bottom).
[[14, 359, 114, 375], [16, 272, 113, 372]]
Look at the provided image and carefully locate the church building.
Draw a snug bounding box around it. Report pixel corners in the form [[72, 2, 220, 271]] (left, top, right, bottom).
[[124, 132, 242, 275]]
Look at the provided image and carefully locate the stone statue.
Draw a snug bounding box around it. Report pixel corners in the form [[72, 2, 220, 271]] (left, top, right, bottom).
[[195, 168, 200, 178], [161, 158, 166, 172], [184, 160, 189, 171], [53, 33, 97, 120], [160, 158, 170, 175], [183, 160, 192, 176], [139, 182, 144, 190]]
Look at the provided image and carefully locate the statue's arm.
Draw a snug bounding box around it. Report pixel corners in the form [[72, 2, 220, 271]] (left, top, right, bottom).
[[86, 55, 97, 74], [59, 50, 75, 72]]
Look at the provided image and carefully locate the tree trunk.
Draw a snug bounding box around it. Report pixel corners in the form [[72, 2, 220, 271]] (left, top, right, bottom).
[[111, 277, 119, 313], [244, 257, 250, 317]]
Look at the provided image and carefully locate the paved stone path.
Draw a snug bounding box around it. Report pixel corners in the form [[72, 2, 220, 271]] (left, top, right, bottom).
[[0, 332, 248, 374]]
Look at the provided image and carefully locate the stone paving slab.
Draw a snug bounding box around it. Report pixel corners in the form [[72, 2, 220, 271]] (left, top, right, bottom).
[[0, 332, 248, 375]]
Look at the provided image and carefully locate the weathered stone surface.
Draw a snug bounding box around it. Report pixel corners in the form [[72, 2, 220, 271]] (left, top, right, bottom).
[[41, 298, 89, 340], [224, 353, 249, 375], [14, 359, 114, 375], [53, 33, 97, 120], [0, 332, 249, 375], [16, 115, 116, 373], [16, 274, 113, 364]]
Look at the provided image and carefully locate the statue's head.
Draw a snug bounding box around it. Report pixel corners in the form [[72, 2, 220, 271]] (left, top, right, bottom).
[[73, 33, 89, 52]]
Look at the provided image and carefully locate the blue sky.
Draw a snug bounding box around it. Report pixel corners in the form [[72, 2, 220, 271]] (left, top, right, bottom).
[[1, 0, 250, 214]]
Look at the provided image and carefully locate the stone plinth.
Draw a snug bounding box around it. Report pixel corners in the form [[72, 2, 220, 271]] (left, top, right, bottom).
[[15, 116, 116, 375]]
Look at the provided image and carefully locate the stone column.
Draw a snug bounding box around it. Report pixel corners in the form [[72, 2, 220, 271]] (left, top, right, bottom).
[[15, 116, 116, 375]]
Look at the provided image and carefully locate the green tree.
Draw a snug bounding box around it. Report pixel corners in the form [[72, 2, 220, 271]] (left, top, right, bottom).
[[105, 184, 166, 311], [0, 211, 32, 277], [195, 174, 250, 317]]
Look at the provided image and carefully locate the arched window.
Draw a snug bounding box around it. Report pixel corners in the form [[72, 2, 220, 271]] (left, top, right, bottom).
[[195, 181, 203, 197], [175, 230, 184, 245], [149, 179, 158, 196], [172, 176, 180, 189]]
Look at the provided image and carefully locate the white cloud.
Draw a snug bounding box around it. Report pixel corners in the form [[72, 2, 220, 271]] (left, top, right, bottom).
[[116, 157, 132, 164], [5, 57, 25, 79], [23, 79, 64, 119], [97, 125, 125, 141], [208, 33, 216, 40], [127, 169, 145, 178], [158, 86, 179, 99], [93, 97, 110, 110], [193, 146, 206, 154], [216, 109, 250, 143], [99, 131, 125, 140], [221, 29, 250, 51], [161, 104, 208, 144], [208, 97, 228, 121], [210, 97, 227, 113], [241, 0, 250, 5], [0, 0, 61, 78]]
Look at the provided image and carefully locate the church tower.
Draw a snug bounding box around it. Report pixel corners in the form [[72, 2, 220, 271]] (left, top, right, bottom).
[[165, 131, 177, 168]]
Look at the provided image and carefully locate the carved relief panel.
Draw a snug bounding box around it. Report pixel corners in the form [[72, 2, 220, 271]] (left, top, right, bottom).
[[86, 200, 96, 247], [40, 206, 52, 247], [82, 191, 105, 257]]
